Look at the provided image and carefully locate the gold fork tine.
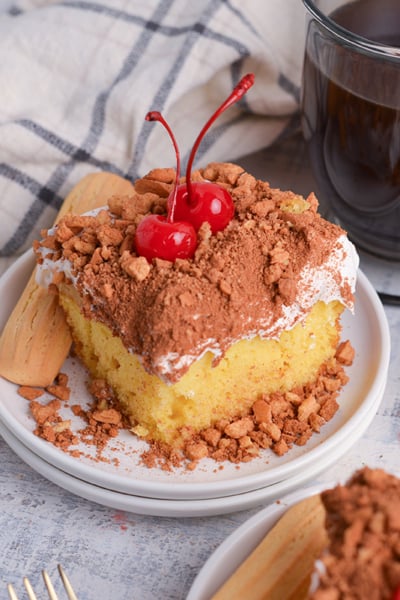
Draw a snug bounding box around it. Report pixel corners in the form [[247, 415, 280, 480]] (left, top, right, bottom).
[[42, 570, 59, 600], [7, 578, 38, 600], [58, 565, 79, 600], [7, 583, 19, 600], [7, 566, 78, 600], [23, 577, 39, 600]]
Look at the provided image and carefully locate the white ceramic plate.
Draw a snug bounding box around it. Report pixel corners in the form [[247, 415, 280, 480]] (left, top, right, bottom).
[[0, 251, 390, 500], [187, 483, 328, 599], [0, 375, 387, 518], [0, 420, 360, 517]]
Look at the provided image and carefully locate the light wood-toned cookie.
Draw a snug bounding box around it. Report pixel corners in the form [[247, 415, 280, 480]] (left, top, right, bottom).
[[212, 494, 327, 600], [0, 172, 135, 387]]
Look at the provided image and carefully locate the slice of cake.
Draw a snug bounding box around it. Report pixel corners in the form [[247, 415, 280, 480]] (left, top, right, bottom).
[[310, 468, 400, 600], [34, 161, 358, 455]]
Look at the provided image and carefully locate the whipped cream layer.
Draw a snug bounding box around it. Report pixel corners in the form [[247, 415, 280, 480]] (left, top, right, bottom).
[[35, 163, 359, 384]]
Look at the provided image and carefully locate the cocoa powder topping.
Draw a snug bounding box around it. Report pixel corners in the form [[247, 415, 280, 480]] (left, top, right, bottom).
[[36, 162, 354, 383]]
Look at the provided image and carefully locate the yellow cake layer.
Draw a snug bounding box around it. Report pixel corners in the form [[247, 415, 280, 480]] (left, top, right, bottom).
[[59, 289, 344, 447]]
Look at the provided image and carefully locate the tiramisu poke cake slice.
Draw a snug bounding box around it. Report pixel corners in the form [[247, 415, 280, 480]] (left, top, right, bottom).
[[311, 468, 400, 600], [34, 75, 359, 455]]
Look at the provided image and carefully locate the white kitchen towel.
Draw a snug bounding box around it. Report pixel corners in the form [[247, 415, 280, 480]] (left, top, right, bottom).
[[0, 0, 307, 256]]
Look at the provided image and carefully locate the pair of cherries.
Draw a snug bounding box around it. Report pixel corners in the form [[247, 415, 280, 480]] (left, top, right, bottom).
[[135, 73, 255, 262]]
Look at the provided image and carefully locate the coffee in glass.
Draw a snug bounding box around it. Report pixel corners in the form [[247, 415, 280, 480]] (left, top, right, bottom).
[[302, 0, 400, 260]]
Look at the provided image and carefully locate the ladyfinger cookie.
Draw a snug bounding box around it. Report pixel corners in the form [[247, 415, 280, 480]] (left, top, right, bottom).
[[212, 494, 327, 600], [0, 172, 135, 387]]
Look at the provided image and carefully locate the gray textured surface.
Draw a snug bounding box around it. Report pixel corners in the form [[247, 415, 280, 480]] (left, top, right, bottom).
[[0, 446, 248, 598]]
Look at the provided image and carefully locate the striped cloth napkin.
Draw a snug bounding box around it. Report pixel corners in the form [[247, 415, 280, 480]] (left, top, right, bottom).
[[0, 0, 306, 257]]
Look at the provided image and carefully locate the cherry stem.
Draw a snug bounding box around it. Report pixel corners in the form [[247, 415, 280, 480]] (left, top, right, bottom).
[[145, 110, 180, 223], [185, 73, 255, 204]]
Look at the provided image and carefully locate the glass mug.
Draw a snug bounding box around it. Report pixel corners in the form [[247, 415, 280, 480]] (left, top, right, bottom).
[[301, 0, 400, 261]]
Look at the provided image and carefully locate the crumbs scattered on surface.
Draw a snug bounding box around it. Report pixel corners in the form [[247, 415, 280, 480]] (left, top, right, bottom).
[[18, 386, 45, 401], [21, 374, 125, 464], [27, 372, 77, 451], [18, 341, 354, 472]]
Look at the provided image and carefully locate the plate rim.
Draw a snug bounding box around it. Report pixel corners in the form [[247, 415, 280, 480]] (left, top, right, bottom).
[[0, 369, 387, 514], [0, 420, 334, 517], [0, 251, 391, 500], [0, 417, 384, 518], [186, 481, 332, 599]]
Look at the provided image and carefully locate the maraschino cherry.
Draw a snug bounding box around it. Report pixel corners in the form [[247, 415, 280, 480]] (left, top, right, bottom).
[[135, 112, 197, 262], [169, 73, 255, 233], [392, 585, 400, 600], [135, 73, 255, 261], [134, 213, 197, 262]]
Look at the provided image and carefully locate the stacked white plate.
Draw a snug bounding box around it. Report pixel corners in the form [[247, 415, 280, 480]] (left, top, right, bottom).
[[0, 252, 391, 517]]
